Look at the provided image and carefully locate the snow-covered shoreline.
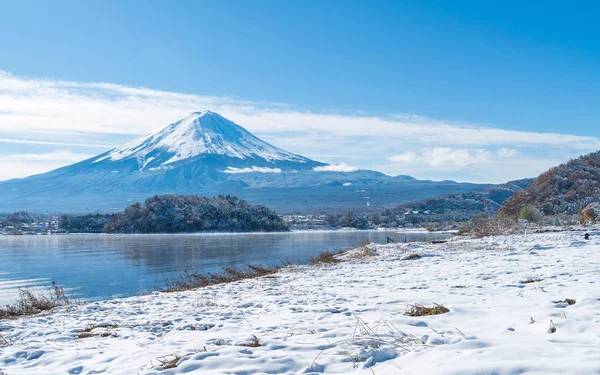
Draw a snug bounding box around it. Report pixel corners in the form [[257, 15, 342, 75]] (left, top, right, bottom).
[[1, 231, 599, 374]]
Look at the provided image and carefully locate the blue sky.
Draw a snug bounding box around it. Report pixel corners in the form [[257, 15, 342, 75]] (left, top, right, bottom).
[[1, 0, 600, 182]]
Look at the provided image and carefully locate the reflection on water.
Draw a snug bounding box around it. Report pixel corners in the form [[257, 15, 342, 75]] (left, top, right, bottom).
[[0, 231, 450, 303]]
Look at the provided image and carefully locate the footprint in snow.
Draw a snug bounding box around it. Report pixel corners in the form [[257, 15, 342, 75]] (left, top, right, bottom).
[[26, 350, 44, 361], [318, 307, 348, 314]]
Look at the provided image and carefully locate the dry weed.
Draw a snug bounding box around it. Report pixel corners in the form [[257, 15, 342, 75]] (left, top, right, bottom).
[[0, 282, 69, 319], [165, 264, 278, 292], [310, 251, 340, 265], [242, 335, 261, 347]]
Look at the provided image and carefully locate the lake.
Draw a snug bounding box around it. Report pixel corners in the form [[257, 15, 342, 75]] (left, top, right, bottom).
[[0, 230, 451, 303]]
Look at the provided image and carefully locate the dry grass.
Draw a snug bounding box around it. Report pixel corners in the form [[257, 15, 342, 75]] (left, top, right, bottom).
[[76, 323, 118, 339], [556, 298, 576, 305], [0, 334, 13, 348], [166, 247, 351, 292], [405, 303, 449, 317], [156, 354, 181, 370], [164, 264, 278, 292], [310, 251, 340, 265], [76, 332, 97, 339], [310, 312, 426, 371], [469, 215, 519, 238], [361, 246, 377, 257], [345, 244, 378, 260], [242, 335, 261, 347], [76, 331, 115, 339], [0, 282, 69, 319], [520, 278, 543, 284]]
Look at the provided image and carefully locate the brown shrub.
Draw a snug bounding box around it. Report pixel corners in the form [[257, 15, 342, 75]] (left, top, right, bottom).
[[470, 214, 518, 238]]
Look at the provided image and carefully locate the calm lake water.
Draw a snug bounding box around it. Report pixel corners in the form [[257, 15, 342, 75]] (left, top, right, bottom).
[[0, 230, 450, 303]]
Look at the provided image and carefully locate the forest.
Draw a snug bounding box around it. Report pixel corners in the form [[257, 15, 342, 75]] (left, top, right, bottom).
[[58, 194, 288, 233]]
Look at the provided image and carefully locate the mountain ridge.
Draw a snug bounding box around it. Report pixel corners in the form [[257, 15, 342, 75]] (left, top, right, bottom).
[[92, 111, 319, 171], [499, 150, 600, 217], [384, 178, 534, 224]]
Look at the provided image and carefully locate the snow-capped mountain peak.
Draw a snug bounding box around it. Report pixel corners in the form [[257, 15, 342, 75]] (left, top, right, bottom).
[[94, 111, 313, 169]]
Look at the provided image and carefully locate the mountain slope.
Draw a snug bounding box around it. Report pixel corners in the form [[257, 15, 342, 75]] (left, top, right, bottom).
[[500, 151, 600, 217], [386, 178, 533, 223], [93, 110, 316, 170], [0, 111, 492, 213]]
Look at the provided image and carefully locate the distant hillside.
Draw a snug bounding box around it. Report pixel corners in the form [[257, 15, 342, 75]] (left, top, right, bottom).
[[60, 194, 288, 233], [500, 151, 600, 217], [387, 178, 533, 223]]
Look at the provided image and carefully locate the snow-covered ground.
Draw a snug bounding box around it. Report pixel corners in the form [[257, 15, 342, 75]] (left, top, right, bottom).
[[1, 231, 600, 375]]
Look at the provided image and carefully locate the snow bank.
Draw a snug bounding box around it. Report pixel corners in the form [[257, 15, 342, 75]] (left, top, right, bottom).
[[1, 231, 599, 374]]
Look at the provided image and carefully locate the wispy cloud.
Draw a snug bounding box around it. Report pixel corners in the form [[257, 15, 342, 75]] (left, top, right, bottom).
[[387, 147, 521, 170], [389, 148, 491, 169], [387, 152, 418, 164], [222, 166, 282, 174], [1, 71, 598, 183], [313, 163, 359, 172], [0, 138, 112, 148], [0, 151, 93, 181], [2, 71, 598, 148]]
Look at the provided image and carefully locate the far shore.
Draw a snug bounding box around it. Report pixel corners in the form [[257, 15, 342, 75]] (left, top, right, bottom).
[[1, 227, 448, 236]]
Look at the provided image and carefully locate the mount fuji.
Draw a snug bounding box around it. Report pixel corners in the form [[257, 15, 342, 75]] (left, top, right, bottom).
[[92, 111, 321, 173], [0, 111, 490, 213]]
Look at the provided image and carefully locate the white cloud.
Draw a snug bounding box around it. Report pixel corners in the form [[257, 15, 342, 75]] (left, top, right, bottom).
[[313, 163, 359, 172], [222, 166, 282, 174], [0, 71, 598, 183], [422, 148, 490, 168], [387, 152, 418, 163], [496, 148, 517, 158], [2, 71, 599, 148], [0, 151, 93, 181], [387, 147, 516, 170], [0, 138, 111, 148], [382, 147, 557, 182]]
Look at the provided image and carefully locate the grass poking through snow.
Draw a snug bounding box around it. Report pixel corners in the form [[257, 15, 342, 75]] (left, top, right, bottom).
[[554, 298, 576, 306], [0, 282, 69, 320], [310, 251, 340, 265], [242, 335, 261, 347], [164, 264, 278, 292], [76, 323, 118, 339], [155, 354, 181, 370], [405, 303, 450, 317]]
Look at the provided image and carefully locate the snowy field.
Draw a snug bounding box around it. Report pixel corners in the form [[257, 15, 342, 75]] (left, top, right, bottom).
[[1, 231, 600, 375]]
